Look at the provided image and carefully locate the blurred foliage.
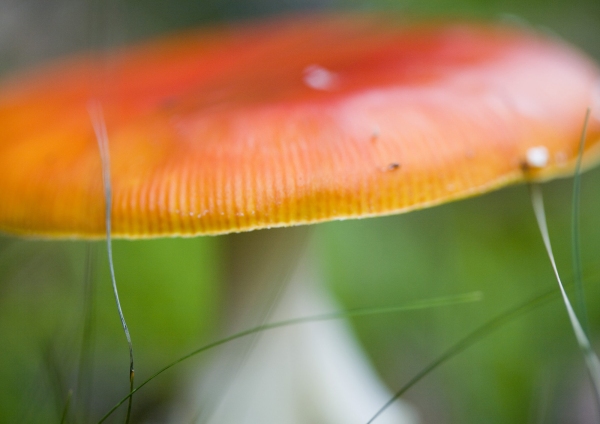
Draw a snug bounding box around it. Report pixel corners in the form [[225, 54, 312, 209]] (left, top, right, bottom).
[[319, 169, 600, 423], [0, 0, 600, 423], [0, 236, 222, 422]]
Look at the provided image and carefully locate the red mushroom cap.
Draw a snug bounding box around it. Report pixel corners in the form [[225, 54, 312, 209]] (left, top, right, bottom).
[[0, 15, 599, 238]]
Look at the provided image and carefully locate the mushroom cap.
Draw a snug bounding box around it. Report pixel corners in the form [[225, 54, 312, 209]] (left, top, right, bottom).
[[0, 15, 599, 239]]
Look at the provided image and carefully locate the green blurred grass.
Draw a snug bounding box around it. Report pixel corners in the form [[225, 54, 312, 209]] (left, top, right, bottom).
[[319, 168, 600, 423]]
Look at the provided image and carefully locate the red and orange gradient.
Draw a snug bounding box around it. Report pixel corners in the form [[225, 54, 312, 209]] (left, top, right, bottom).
[[0, 16, 598, 238]]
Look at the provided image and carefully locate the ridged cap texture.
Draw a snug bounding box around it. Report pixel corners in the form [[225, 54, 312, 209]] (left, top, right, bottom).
[[0, 16, 599, 238]]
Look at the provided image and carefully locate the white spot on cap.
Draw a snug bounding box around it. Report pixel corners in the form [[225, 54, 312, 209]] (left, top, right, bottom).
[[526, 146, 549, 168], [303, 65, 338, 91], [371, 125, 380, 140]]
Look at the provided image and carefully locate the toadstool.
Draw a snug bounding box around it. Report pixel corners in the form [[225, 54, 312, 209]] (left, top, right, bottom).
[[0, 14, 599, 423]]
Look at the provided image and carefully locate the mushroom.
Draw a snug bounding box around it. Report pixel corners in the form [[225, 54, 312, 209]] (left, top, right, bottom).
[[0, 14, 599, 423]]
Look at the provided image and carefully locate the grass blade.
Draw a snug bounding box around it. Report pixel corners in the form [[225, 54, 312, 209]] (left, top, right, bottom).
[[59, 390, 73, 424], [530, 183, 600, 411], [89, 101, 135, 424], [366, 284, 562, 423], [572, 108, 591, 334], [96, 291, 482, 423]]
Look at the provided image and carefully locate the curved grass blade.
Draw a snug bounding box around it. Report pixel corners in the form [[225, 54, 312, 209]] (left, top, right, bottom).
[[369, 117, 598, 423], [42, 341, 69, 422], [89, 101, 135, 424], [59, 390, 73, 424], [367, 283, 561, 423], [96, 291, 482, 423], [572, 108, 591, 334], [530, 184, 600, 411]]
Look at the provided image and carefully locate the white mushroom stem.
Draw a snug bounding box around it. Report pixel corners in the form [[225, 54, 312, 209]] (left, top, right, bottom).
[[171, 228, 419, 424]]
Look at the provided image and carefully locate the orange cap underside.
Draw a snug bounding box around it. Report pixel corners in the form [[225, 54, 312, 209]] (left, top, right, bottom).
[[0, 16, 599, 238]]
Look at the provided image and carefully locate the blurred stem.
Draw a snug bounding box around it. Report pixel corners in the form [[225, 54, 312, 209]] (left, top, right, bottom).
[[191, 227, 309, 422], [222, 227, 310, 331]]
